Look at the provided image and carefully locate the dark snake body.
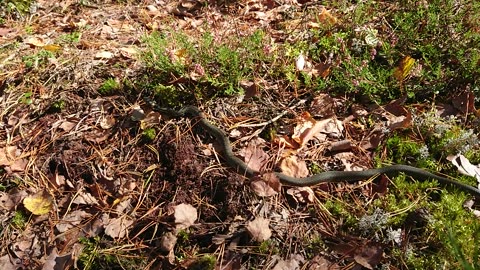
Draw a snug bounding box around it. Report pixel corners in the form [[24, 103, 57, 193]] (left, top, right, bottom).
[[157, 105, 480, 197]]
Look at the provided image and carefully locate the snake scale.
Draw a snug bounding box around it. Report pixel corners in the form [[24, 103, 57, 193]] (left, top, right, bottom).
[[155, 105, 480, 197]]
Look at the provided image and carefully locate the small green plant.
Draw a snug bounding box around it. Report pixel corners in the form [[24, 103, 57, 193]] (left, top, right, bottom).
[[98, 78, 120, 95], [20, 91, 33, 105], [24, 24, 34, 34], [1, 0, 33, 16], [48, 100, 65, 113], [256, 240, 279, 255], [22, 50, 55, 69], [58, 31, 82, 44], [11, 210, 28, 229], [188, 255, 216, 270], [78, 236, 145, 270], [141, 128, 156, 142]]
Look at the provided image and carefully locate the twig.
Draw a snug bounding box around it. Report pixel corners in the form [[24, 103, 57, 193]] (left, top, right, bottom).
[[236, 99, 307, 128]]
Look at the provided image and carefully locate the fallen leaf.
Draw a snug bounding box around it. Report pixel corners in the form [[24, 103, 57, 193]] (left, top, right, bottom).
[[353, 244, 383, 269], [393, 56, 415, 82], [0, 192, 15, 210], [292, 113, 344, 148], [286, 187, 315, 204], [0, 146, 19, 166], [104, 216, 133, 239], [309, 255, 340, 270], [241, 138, 269, 172], [42, 248, 73, 270], [100, 115, 116, 129], [448, 154, 480, 188], [94, 51, 114, 59], [174, 203, 197, 230], [58, 120, 77, 132], [119, 47, 138, 59], [25, 36, 46, 47], [251, 173, 281, 197], [279, 156, 309, 178], [246, 217, 271, 242], [56, 210, 90, 233], [0, 27, 15, 37], [272, 254, 304, 270], [274, 135, 300, 149], [451, 90, 476, 114], [0, 254, 23, 270], [240, 80, 259, 98], [318, 7, 338, 26], [296, 53, 305, 71], [43, 44, 62, 52], [160, 232, 177, 252], [23, 191, 53, 215], [8, 158, 27, 172], [72, 188, 99, 205]]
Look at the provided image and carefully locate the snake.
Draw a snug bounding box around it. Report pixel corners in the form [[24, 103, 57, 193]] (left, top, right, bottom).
[[155, 105, 480, 197]]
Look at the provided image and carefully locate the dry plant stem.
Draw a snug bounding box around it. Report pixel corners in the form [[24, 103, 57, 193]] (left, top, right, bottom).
[[237, 99, 307, 128]]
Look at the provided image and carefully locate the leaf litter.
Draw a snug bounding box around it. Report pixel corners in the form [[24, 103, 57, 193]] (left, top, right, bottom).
[[0, 0, 479, 269]]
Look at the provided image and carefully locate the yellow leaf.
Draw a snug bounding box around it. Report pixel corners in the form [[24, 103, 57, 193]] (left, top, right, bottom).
[[43, 44, 62, 52], [393, 56, 415, 81], [23, 191, 52, 215], [318, 7, 338, 26]]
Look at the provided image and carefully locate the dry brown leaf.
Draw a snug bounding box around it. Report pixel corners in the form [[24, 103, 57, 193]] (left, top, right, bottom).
[[272, 254, 304, 270], [94, 51, 114, 59], [119, 47, 138, 59], [100, 115, 116, 129], [160, 232, 177, 252], [25, 36, 46, 47], [72, 188, 99, 205], [56, 210, 91, 233], [382, 98, 412, 130], [0, 27, 15, 37], [274, 134, 300, 149], [0, 146, 18, 166], [189, 63, 205, 81], [310, 94, 335, 118], [292, 113, 344, 147], [12, 228, 41, 258], [174, 203, 197, 230], [8, 158, 27, 172], [451, 90, 476, 114], [104, 216, 133, 239], [58, 120, 77, 132], [251, 177, 279, 197], [246, 217, 271, 242], [240, 80, 259, 99], [353, 244, 383, 269], [279, 156, 309, 178], [286, 187, 315, 204], [242, 138, 269, 172], [0, 192, 15, 211], [0, 254, 23, 270], [251, 173, 281, 197], [309, 255, 340, 270], [42, 248, 73, 270], [106, 19, 135, 32]]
